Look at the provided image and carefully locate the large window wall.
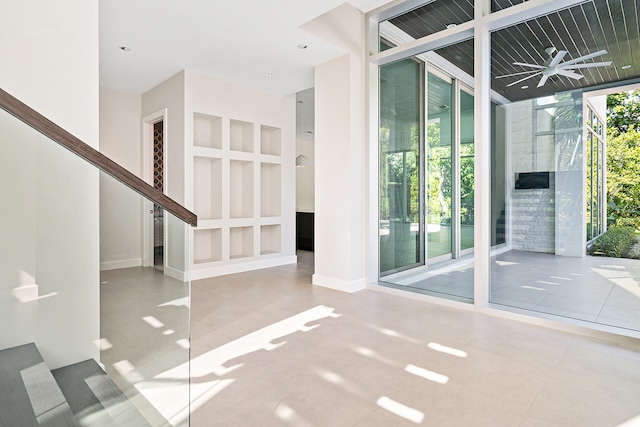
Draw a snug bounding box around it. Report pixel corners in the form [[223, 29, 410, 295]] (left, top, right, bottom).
[[369, 0, 640, 333]]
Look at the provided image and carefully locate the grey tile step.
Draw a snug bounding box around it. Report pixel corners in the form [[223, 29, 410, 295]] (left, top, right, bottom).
[[0, 343, 78, 427], [52, 359, 151, 427]]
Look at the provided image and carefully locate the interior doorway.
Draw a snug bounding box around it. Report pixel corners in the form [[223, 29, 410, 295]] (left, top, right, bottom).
[[142, 109, 167, 270], [153, 120, 164, 271]]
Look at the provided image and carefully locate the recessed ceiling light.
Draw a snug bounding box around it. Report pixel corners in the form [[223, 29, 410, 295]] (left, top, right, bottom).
[[297, 44, 308, 49], [268, 73, 275, 77], [521, 85, 529, 89], [446, 24, 457, 29], [622, 65, 631, 69], [119, 46, 131, 52]]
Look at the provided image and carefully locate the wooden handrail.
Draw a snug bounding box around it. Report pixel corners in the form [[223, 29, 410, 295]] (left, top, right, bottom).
[[0, 88, 197, 227]]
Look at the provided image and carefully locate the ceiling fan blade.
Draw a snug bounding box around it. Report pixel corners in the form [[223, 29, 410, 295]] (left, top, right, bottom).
[[548, 50, 568, 67], [557, 69, 584, 79], [537, 75, 549, 88], [495, 70, 542, 79], [513, 62, 546, 69], [559, 61, 612, 69], [506, 72, 543, 87], [561, 50, 608, 66]]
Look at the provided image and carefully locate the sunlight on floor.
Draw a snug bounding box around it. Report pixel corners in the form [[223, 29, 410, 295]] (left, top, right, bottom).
[[427, 342, 468, 358], [405, 364, 449, 384], [275, 402, 312, 427], [376, 396, 424, 424], [617, 414, 640, 427], [353, 346, 396, 366]]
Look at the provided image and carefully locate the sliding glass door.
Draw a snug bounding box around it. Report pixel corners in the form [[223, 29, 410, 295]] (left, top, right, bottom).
[[379, 60, 474, 279], [425, 69, 474, 265]]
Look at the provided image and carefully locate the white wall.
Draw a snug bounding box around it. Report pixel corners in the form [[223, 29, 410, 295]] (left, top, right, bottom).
[[0, 0, 100, 368], [99, 87, 144, 270]]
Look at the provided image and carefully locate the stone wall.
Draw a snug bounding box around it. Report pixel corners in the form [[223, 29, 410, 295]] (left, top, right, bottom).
[[510, 180, 556, 253]]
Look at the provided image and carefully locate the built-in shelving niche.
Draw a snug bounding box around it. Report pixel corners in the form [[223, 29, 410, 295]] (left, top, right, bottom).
[[192, 113, 284, 273], [230, 160, 254, 218], [194, 228, 222, 264], [230, 119, 254, 153], [261, 162, 281, 217], [261, 125, 281, 156], [194, 113, 222, 149], [193, 157, 222, 220], [230, 226, 254, 259], [261, 225, 281, 255]]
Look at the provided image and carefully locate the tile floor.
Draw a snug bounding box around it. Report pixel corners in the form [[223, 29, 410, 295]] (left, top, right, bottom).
[[187, 251, 640, 427], [101, 267, 191, 426], [384, 250, 640, 332]]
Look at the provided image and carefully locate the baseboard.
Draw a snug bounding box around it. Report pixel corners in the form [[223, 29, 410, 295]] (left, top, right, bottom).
[[100, 258, 142, 271], [165, 265, 189, 282], [312, 274, 367, 293], [190, 255, 298, 280]]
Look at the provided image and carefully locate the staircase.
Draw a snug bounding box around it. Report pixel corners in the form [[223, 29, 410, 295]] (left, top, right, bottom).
[[0, 343, 150, 426]]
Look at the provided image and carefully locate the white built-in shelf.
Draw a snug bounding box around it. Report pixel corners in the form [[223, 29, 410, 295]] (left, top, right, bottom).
[[194, 157, 222, 220], [230, 226, 254, 259], [261, 224, 281, 255], [194, 113, 222, 149], [261, 162, 281, 217], [260, 125, 281, 156], [194, 228, 222, 264], [230, 119, 254, 153], [230, 160, 254, 218], [191, 111, 284, 272]]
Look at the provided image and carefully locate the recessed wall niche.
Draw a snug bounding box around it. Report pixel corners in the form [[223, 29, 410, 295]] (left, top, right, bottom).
[[261, 125, 281, 156], [193, 113, 222, 149], [230, 226, 254, 259], [261, 162, 281, 217], [194, 228, 222, 263], [261, 225, 281, 254], [230, 160, 254, 218], [230, 119, 254, 153], [193, 157, 222, 220]]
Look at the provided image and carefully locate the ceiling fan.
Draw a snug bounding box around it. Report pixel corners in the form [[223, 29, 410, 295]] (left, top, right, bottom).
[[496, 47, 612, 88]]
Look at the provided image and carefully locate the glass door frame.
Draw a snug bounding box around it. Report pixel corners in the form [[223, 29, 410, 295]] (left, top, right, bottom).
[[424, 65, 475, 267]]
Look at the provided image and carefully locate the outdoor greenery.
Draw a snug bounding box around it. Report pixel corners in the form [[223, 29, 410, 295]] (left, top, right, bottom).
[[588, 226, 638, 258], [606, 90, 640, 228], [588, 90, 640, 259]]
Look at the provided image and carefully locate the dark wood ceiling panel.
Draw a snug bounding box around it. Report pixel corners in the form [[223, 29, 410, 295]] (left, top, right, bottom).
[[388, 0, 474, 40], [387, 0, 640, 103], [492, 0, 528, 13]]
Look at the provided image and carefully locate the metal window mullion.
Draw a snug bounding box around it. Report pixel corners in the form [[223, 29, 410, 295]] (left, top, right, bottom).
[[453, 79, 461, 259]]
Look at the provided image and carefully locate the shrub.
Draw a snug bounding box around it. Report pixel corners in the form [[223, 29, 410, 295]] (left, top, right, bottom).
[[624, 237, 640, 260], [588, 226, 637, 257]]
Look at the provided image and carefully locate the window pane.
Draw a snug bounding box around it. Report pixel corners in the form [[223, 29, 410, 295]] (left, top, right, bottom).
[[380, 58, 422, 274]]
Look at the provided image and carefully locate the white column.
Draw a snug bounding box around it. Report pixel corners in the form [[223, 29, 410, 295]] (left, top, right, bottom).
[[474, 0, 491, 306], [308, 5, 367, 292]]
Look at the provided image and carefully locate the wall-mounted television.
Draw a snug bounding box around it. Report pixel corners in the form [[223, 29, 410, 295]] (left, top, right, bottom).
[[515, 172, 550, 189]]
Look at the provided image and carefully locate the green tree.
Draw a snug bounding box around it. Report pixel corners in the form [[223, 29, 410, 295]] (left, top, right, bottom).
[[606, 126, 640, 224], [607, 90, 640, 134]]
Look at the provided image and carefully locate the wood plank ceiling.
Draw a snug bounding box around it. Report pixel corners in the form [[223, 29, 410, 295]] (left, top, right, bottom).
[[387, 0, 640, 102]]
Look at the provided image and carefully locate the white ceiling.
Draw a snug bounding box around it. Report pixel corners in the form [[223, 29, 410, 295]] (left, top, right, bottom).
[[99, 0, 392, 96]]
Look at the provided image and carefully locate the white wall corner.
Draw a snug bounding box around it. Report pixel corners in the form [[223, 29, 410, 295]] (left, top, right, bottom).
[[312, 274, 367, 293]]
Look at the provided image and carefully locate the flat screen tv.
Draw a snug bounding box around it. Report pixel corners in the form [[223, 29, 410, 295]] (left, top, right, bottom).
[[515, 172, 549, 189]]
